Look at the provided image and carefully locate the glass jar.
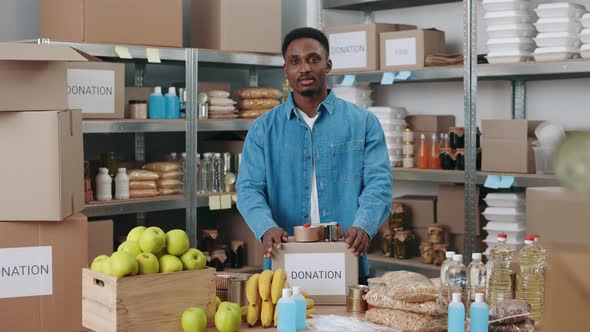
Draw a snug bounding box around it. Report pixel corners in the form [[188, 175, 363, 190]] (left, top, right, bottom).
[[419, 242, 434, 264], [440, 148, 455, 170], [229, 240, 245, 269], [455, 148, 465, 170], [392, 229, 413, 259], [100, 152, 118, 177], [129, 100, 148, 119], [382, 234, 393, 257], [427, 224, 444, 244], [402, 128, 414, 144], [432, 244, 449, 265], [449, 127, 465, 149], [389, 203, 406, 230], [200, 229, 218, 254]]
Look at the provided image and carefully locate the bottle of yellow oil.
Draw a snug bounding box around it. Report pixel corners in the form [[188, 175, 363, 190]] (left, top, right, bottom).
[[486, 234, 514, 307], [517, 236, 546, 325]]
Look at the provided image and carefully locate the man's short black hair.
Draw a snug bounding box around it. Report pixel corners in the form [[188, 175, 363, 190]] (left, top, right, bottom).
[[282, 27, 330, 58]]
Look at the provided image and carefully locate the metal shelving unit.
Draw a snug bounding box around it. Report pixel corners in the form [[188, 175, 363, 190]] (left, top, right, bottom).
[[83, 195, 186, 218], [83, 119, 186, 133], [324, 0, 460, 11], [393, 168, 559, 187], [197, 119, 254, 132]]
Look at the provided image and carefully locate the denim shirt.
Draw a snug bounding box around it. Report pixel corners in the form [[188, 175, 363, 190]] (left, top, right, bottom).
[[236, 90, 393, 276]]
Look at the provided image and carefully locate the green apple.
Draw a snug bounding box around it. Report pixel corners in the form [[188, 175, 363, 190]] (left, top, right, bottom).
[[90, 255, 109, 273], [215, 302, 241, 332], [216, 296, 222, 311], [180, 248, 207, 271], [109, 251, 138, 277], [158, 254, 183, 273], [127, 226, 146, 243], [102, 257, 113, 276], [136, 252, 159, 275], [118, 241, 142, 259], [139, 226, 166, 254], [181, 307, 207, 332], [166, 229, 190, 256]]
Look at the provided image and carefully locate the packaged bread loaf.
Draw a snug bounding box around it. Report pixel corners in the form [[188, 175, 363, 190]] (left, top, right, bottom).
[[366, 308, 447, 332], [239, 109, 272, 119], [143, 162, 179, 173], [127, 169, 159, 181], [238, 98, 280, 110], [207, 90, 230, 98], [157, 179, 181, 189], [383, 271, 438, 302], [160, 188, 179, 195], [209, 97, 236, 106], [209, 105, 236, 112], [129, 181, 157, 190], [157, 171, 181, 180], [235, 87, 281, 100], [364, 288, 446, 316], [130, 189, 159, 198]]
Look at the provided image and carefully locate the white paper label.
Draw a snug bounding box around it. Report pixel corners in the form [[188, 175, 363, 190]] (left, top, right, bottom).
[[0, 246, 53, 299], [386, 38, 417, 67], [329, 31, 367, 69], [67, 69, 116, 114], [284, 253, 346, 296]]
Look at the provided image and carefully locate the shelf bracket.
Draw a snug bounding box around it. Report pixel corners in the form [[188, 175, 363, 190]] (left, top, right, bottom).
[[134, 133, 145, 163], [512, 80, 526, 119]]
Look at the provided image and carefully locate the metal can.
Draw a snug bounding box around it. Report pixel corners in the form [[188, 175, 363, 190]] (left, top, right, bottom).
[[228, 277, 248, 307], [346, 285, 369, 313]]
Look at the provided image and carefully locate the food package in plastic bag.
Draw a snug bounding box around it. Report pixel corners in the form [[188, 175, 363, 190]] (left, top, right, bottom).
[[490, 300, 531, 325], [143, 162, 179, 173], [238, 98, 280, 110], [366, 308, 447, 332], [129, 181, 157, 190], [157, 171, 180, 180], [364, 288, 446, 316], [208, 90, 230, 98], [234, 87, 281, 100], [127, 169, 159, 181], [160, 188, 179, 195], [209, 105, 236, 112], [209, 97, 236, 106], [129, 189, 159, 198], [382, 271, 439, 302], [239, 109, 272, 119], [157, 179, 181, 189], [490, 319, 535, 332]]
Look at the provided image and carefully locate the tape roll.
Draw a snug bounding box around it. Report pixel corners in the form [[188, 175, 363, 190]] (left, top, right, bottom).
[[293, 225, 323, 242]]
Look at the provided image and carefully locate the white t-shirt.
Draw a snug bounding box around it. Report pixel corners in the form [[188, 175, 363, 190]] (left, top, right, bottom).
[[296, 108, 320, 224]]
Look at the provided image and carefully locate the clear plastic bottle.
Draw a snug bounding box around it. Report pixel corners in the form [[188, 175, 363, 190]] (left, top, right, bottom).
[[148, 86, 166, 119], [96, 168, 112, 201], [448, 292, 465, 332], [291, 286, 307, 330], [212, 153, 222, 193], [170, 152, 178, 161], [486, 233, 514, 307], [447, 254, 466, 303], [467, 253, 487, 314], [517, 236, 545, 325], [179, 152, 186, 194], [277, 288, 296, 332], [114, 168, 129, 200], [469, 293, 489, 332], [200, 153, 212, 193], [440, 251, 456, 301]]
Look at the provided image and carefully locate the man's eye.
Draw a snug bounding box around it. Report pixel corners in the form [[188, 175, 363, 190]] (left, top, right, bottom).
[[309, 57, 320, 64]]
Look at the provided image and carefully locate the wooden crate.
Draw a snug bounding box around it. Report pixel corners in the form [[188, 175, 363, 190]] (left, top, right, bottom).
[[82, 267, 216, 332]]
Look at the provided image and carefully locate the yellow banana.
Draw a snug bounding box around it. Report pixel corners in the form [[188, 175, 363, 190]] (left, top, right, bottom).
[[284, 281, 291, 289], [246, 273, 261, 305], [301, 290, 310, 299], [306, 308, 317, 318], [247, 297, 262, 326], [241, 305, 248, 321], [306, 298, 315, 309], [273, 302, 279, 327], [260, 300, 274, 328], [258, 270, 274, 301], [271, 268, 287, 304]]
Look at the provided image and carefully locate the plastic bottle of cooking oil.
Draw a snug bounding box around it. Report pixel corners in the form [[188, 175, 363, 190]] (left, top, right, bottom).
[[531, 233, 547, 315], [517, 236, 545, 325], [486, 233, 514, 307]]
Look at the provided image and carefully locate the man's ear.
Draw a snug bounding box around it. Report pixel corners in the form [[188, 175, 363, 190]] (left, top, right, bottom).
[[283, 63, 288, 77], [326, 59, 333, 73]]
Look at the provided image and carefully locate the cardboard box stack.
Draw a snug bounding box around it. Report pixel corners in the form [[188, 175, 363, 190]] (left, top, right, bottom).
[[0, 43, 88, 331], [380, 29, 446, 71], [482, 120, 541, 173]]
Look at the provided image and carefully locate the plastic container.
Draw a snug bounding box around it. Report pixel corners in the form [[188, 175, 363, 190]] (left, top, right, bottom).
[[447, 254, 466, 302], [292, 287, 307, 330], [165, 87, 181, 119], [467, 253, 487, 314], [448, 293, 466, 332], [486, 234, 515, 307], [469, 293, 490, 332], [534, 32, 581, 48], [487, 37, 536, 53], [368, 106, 408, 119], [277, 288, 296, 332], [485, 221, 526, 232], [581, 43, 590, 58], [149, 86, 166, 119], [534, 17, 582, 33], [486, 50, 532, 64], [517, 237, 546, 325], [533, 46, 579, 61], [487, 24, 536, 39], [533, 146, 554, 174], [581, 13, 590, 28], [115, 168, 129, 200], [535, 3, 586, 19], [96, 168, 113, 201], [484, 193, 525, 207], [482, 0, 530, 12], [482, 207, 525, 222], [580, 29, 590, 44], [386, 136, 403, 146], [484, 11, 533, 26]]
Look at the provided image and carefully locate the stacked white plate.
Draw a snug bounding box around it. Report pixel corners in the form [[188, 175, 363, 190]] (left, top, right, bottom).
[[483, 0, 536, 64], [482, 193, 526, 259], [533, 3, 586, 61], [332, 84, 373, 109], [368, 106, 408, 166], [579, 13, 590, 58]]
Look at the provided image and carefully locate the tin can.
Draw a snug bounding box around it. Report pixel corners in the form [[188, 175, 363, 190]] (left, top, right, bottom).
[[346, 285, 369, 313], [198, 103, 209, 119], [228, 277, 248, 307]]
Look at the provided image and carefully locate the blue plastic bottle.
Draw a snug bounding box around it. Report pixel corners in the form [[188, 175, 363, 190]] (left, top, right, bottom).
[[149, 87, 166, 119], [448, 292, 465, 332], [470, 292, 489, 332], [291, 286, 307, 331], [165, 87, 180, 119], [277, 288, 296, 332]]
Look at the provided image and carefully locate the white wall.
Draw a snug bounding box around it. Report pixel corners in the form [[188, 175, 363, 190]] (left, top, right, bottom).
[[0, 0, 39, 42]]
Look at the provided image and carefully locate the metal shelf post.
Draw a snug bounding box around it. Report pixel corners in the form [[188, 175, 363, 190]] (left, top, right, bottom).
[[512, 80, 527, 119], [186, 49, 199, 248]]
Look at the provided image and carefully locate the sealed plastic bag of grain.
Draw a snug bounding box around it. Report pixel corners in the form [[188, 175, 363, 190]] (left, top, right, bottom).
[[364, 288, 446, 316], [366, 308, 447, 332], [382, 271, 439, 302]]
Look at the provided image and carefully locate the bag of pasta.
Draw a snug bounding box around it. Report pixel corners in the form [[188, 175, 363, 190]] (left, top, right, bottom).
[[143, 162, 179, 173], [366, 308, 447, 332], [382, 271, 439, 302], [364, 288, 446, 316], [127, 169, 159, 181]]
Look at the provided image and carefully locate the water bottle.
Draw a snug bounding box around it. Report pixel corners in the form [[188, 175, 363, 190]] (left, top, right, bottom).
[[447, 254, 466, 303], [469, 293, 489, 332], [467, 253, 487, 314], [165, 87, 181, 119], [440, 251, 455, 302], [486, 233, 514, 307], [201, 153, 212, 193], [212, 153, 222, 193], [448, 292, 465, 332], [291, 286, 306, 330], [517, 236, 545, 325], [149, 86, 166, 119], [114, 168, 129, 200], [179, 152, 186, 194], [277, 288, 296, 332]]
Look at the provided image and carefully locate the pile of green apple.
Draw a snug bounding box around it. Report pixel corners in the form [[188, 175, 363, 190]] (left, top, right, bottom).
[[181, 300, 241, 332], [90, 226, 207, 277]]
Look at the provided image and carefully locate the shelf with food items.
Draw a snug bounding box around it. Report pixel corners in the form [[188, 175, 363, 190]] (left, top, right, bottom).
[[83, 119, 186, 133], [367, 253, 442, 272], [83, 195, 186, 217], [392, 168, 559, 187], [197, 119, 255, 132], [197, 87, 284, 121], [196, 192, 237, 209]]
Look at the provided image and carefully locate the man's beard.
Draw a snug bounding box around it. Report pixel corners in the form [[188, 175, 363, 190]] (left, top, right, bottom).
[[301, 88, 320, 97]]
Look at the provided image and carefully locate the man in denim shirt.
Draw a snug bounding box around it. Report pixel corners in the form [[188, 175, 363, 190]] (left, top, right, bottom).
[[236, 27, 392, 280]]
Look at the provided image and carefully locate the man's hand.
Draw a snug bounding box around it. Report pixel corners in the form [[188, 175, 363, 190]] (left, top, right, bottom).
[[344, 227, 369, 257], [262, 227, 289, 258]]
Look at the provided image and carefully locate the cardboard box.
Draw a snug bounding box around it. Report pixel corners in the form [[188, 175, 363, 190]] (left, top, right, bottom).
[[0, 213, 88, 332], [0, 110, 84, 221], [482, 120, 542, 174], [380, 29, 446, 71], [216, 212, 264, 267], [85, 0, 183, 47], [40, 0, 84, 42], [271, 241, 358, 304], [88, 220, 113, 262], [0, 43, 87, 112], [67, 61, 125, 119], [392, 195, 437, 229], [191, 0, 282, 54], [406, 115, 456, 133], [325, 23, 416, 73], [437, 184, 481, 235], [82, 267, 216, 331]]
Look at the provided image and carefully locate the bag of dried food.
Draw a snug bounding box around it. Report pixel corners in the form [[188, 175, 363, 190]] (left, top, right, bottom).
[[234, 87, 281, 100], [364, 288, 446, 316], [128, 169, 159, 181], [490, 300, 531, 325], [366, 308, 447, 332], [237, 98, 280, 110], [382, 271, 439, 303], [143, 162, 179, 173], [129, 180, 157, 190]]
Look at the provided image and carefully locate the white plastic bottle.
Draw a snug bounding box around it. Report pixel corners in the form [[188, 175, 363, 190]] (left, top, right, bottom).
[[291, 286, 306, 331], [115, 168, 129, 200], [440, 251, 456, 302], [96, 168, 112, 201]]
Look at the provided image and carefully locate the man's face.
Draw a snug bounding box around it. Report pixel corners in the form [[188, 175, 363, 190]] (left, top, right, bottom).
[[283, 38, 332, 97]]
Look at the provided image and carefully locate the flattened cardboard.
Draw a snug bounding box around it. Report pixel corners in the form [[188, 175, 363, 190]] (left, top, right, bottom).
[[392, 195, 437, 229], [40, 0, 84, 42], [325, 23, 416, 73], [191, 0, 282, 54], [437, 184, 481, 235], [0, 110, 84, 221], [271, 241, 358, 304], [88, 220, 113, 263], [380, 29, 446, 71], [482, 120, 542, 173], [0, 214, 88, 332]]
